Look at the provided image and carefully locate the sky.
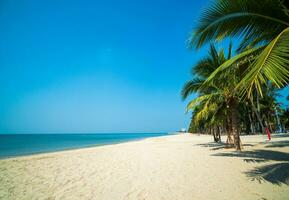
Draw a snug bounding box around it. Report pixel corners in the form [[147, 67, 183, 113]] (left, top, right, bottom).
[[0, 0, 288, 133]]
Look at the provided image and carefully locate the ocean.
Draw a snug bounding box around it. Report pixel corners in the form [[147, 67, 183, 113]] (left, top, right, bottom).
[[0, 133, 170, 159]]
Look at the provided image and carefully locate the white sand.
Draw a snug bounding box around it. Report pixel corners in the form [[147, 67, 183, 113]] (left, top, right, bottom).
[[0, 133, 289, 200]]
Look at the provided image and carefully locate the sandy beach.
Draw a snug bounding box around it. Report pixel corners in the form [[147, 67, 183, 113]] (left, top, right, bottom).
[[0, 133, 289, 200]]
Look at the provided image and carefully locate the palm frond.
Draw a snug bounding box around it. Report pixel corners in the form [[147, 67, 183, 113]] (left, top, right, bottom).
[[238, 27, 289, 98], [186, 93, 216, 112], [193, 44, 228, 78], [228, 41, 233, 59], [194, 102, 218, 124], [181, 78, 204, 100], [281, 0, 289, 17], [189, 0, 289, 49], [236, 32, 269, 53], [202, 46, 264, 86], [192, 58, 214, 78]]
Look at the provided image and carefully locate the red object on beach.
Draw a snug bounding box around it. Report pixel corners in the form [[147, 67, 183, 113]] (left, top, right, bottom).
[[265, 127, 271, 140]]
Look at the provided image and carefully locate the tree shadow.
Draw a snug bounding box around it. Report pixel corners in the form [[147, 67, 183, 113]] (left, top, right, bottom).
[[196, 142, 228, 150], [196, 142, 253, 151], [213, 150, 289, 185], [264, 140, 289, 148], [196, 142, 226, 148], [271, 134, 289, 139], [245, 162, 289, 185]]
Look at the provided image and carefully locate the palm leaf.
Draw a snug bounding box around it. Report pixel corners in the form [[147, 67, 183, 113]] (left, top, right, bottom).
[[192, 44, 223, 78], [238, 27, 289, 98], [228, 41, 233, 59], [192, 58, 214, 78], [186, 93, 215, 112], [236, 32, 270, 53], [202, 46, 264, 87], [194, 102, 218, 123], [189, 0, 289, 49], [181, 78, 205, 100]]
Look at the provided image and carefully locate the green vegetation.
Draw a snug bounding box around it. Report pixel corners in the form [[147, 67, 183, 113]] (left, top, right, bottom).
[[183, 0, 289, 150]]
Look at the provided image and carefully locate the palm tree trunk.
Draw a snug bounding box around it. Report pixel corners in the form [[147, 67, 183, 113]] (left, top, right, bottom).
[[250, 98, 265, 134], [226, 116, 234, 145], [212, 126, 216, 141], [245, 113, 251, 135], [217, 126, 221, 141], [231, 99, 241, 151], [256, 92, 261, 132], [248, 111, 254, 134], [266, 114, 273, 132], [275, 106, 282, 132]]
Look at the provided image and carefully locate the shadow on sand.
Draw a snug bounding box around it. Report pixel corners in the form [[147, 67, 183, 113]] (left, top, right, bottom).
[[196, 142, 226, 150], [271, 134, 289, 139], [213, 150, 289, 185], [197, 134, 289, 185], [264, 140, 289, 148], [196, 142, 253, 151]]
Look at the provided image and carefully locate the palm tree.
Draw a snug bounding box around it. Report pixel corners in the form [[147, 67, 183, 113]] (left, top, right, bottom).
[[182, 44, 244, 149], [258, 84, 281, 131], [181, 44, 229, 100], [189, 0, 289, 98], [280, 108, 289, 131]]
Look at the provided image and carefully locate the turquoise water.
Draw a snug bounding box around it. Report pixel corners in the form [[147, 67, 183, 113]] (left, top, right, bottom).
[[0, 133, 169, 159]]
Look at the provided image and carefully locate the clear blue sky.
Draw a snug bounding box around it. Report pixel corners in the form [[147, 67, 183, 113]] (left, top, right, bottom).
[[0, 0, 288, 133]]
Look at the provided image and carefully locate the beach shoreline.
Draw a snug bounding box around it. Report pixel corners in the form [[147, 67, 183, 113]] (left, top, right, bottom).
[[1, 133, 288, 200], [0, 133, 176, 160]]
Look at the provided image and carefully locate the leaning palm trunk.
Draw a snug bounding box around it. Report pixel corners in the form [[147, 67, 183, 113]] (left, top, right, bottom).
[[230, 99, 242, 151], [213, 126, 221, 142], [212, 126, 216, 142], [217, 126, 221, 141], [248, 111, 255, 133], [226, 115, 234, 145], [250, 98, 266, 134]]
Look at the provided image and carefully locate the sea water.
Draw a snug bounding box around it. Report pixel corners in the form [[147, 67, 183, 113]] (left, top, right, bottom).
[[0, 133, 170, 159]]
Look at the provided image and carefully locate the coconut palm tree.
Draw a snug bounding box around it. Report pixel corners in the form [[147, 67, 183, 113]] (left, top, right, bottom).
[[182, 44, 244, 149], [258, 84, 281, 131], [280, 108, 289, 131], [181, 44, 227, 129], [181, 44, 229, 100], [189, 0, 289, 98]]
